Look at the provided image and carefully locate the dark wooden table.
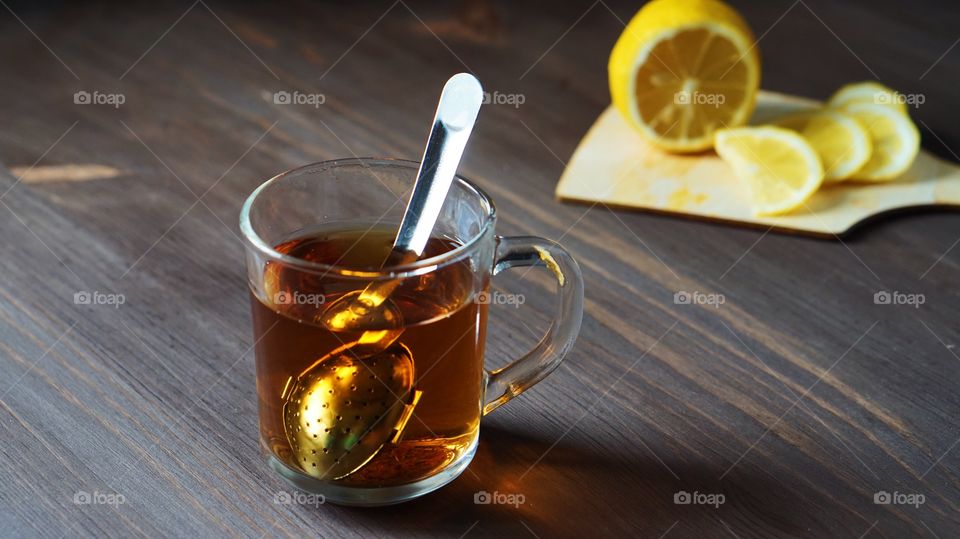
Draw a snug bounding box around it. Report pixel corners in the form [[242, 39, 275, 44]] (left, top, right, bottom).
[[1, 0, 958, 537]]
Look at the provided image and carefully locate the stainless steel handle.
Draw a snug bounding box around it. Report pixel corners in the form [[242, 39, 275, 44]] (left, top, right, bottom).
[[392, 73, 484, 256]]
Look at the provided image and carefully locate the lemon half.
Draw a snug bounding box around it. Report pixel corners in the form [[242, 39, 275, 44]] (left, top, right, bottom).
[[609, 0, 760, 152]]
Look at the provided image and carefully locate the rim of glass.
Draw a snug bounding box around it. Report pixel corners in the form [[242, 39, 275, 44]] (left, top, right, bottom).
[[239, 157, 497, 279]]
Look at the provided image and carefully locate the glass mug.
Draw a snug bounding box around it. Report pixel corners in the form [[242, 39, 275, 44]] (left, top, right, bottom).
[[240, 158, 583, 505]]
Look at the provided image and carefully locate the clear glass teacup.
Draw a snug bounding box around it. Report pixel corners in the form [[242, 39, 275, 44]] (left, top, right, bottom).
[[240, 158, 583, 505]]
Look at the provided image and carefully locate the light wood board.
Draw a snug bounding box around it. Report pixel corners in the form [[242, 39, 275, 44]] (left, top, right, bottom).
[[556, 91, 960, 237]]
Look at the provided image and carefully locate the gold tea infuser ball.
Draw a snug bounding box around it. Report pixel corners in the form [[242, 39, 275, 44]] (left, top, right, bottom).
[[282, 340, 422, 480]]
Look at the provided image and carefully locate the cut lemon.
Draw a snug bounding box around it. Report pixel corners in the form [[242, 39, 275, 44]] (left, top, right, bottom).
[[842, 103, 919, 181], [715, 127, 823, 215], [827, 81, 908, 116], [609, 0, 760, 153], [773, 110, 872, 182]]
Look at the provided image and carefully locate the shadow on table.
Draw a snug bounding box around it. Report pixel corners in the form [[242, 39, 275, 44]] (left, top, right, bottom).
[[326, 423, 802, 536]]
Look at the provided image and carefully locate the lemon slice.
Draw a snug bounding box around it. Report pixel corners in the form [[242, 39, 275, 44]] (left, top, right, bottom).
[[609, 0, 760, 153], [715, 127, 824, 215], [842, 103, 919, 181], [773, 110, 872, 182], [827, 81, 908, 116]]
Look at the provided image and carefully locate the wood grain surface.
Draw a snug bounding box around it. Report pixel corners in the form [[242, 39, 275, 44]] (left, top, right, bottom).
[[0, 0, 958, 537]]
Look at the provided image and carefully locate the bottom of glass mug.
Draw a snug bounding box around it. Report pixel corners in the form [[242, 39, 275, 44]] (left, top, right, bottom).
[[266, 435, 479, 506]]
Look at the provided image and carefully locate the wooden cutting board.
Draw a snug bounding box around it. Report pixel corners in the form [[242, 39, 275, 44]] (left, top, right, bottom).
[[556, 91, 960, 237]]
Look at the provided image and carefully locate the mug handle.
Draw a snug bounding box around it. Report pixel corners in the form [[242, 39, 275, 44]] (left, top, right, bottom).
[[483, 236, 584, 415]]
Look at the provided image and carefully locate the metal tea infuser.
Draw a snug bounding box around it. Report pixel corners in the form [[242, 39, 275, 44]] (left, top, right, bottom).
[[281, 73, 484, 480]]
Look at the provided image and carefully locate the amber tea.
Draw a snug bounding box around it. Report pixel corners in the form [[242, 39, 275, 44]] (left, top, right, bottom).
[[251, 224, 488, 487]]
